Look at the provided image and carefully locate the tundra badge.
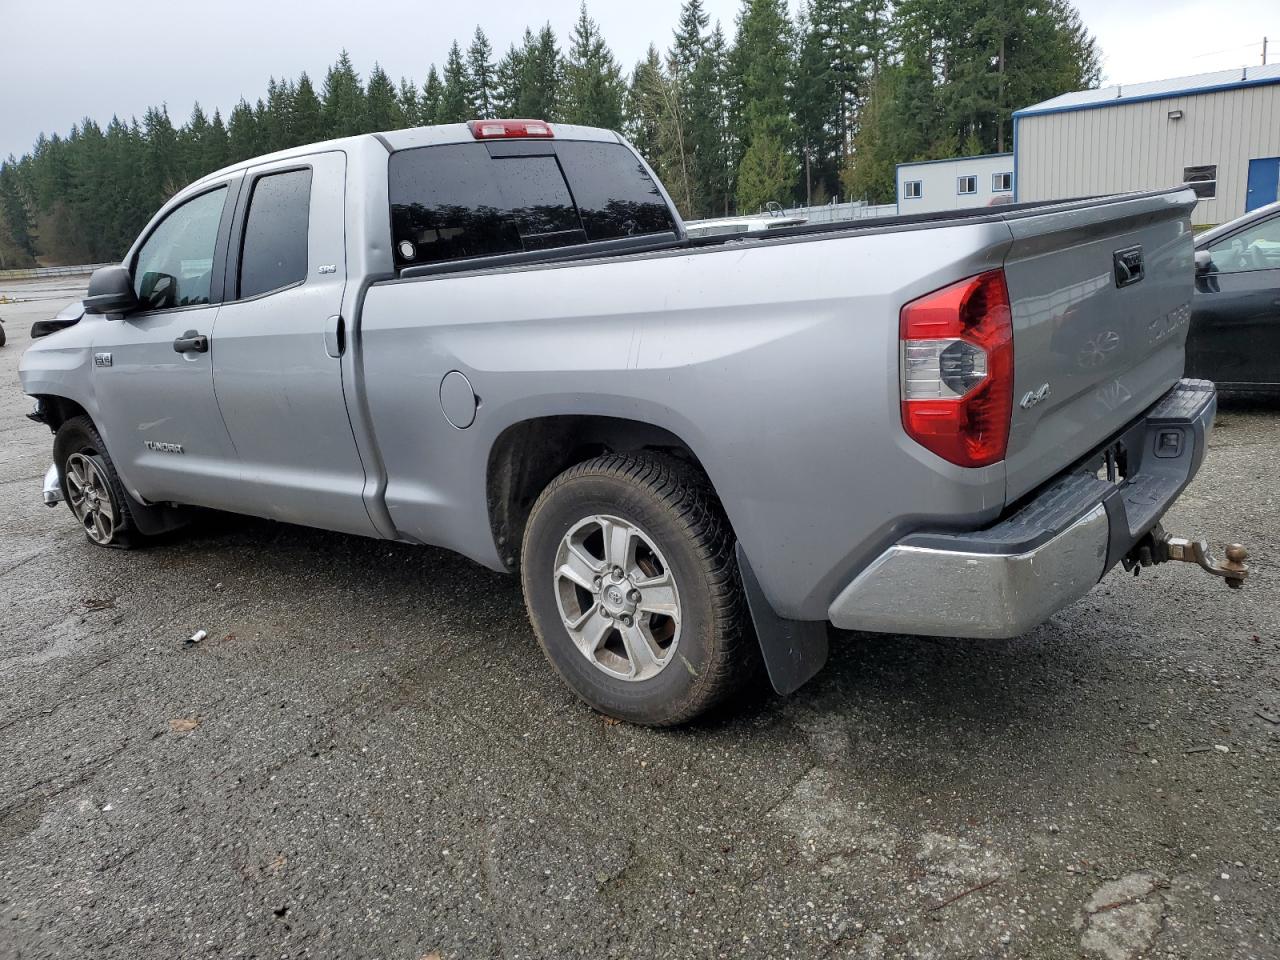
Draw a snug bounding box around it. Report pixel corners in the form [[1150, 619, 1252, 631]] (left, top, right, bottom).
[[144, 440, 184, 454]]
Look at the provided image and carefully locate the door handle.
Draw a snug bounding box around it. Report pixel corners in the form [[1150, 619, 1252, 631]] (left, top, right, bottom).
[[173, 330, 209, 353], [323, 314, 345, 358]]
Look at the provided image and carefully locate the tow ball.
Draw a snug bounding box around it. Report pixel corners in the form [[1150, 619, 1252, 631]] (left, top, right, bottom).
[[1123, 523, 1249, 589]]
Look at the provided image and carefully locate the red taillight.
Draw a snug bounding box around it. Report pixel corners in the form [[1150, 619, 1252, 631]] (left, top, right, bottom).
[[467, 119, 554, 140], [899, 269, 1013, 468]]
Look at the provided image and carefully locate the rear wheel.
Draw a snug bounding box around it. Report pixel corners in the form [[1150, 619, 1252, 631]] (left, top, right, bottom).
[[53, 416, 143, 548], [521, 453, 753, 726]]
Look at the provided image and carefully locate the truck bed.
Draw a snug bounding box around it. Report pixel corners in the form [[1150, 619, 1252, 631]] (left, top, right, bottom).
[[359, 186, 1198, 620]]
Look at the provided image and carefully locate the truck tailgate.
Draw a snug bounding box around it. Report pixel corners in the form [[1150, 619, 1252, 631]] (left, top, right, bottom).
[[1001, 188, 1198, 501]]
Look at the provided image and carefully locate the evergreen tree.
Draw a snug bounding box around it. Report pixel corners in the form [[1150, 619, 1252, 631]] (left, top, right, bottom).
[[322, 50, 366, 137], [659, 0, 711, 216], [736, 132, 792, 211], [292, 73, 324, 144], [517, 24, 563, 120], [671, 0, 709, 73], [142, 105, 181, 202], [260, 77, 297, 151], [625, 46, 665, 163], [438, 41, 473, 122], [691, 23, 733, 215], [468, 27, 497, 118], [420, 66, 444, 125], [562, 4, 624, 128], [227, 99, 260, 162], [206, 108, 230, 171], [729, 0, 797, 205], [0, 161, 37, 267], [840, 44, 937, 202], [494, 41, 526, 116], [365, 63, 405, 131], [730, 0, 795, 150], [180, 102, 211, 182], [399, 77, 422, 126]]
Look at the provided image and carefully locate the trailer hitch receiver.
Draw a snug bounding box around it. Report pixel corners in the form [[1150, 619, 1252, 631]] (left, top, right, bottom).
[[1123, 524, 1249, 589]]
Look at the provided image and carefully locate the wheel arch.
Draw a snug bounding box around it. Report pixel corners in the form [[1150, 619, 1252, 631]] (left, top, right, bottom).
[[484, 415, 718, 573], [30, 394, 92, 434]]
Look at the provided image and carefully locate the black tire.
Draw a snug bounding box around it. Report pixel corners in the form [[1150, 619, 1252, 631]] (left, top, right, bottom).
[[53, 416, 144, 549], [521, 453, 753, 726], [0, 322, 7, 347]]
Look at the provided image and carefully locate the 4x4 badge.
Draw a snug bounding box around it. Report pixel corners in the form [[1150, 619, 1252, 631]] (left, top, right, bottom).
[[94, 352, 112, 367], [1019, 383, 1051, 410]]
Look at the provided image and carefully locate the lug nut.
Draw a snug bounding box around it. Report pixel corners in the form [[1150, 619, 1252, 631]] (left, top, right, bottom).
[[628, 589, 640, 602], [620, 614, 633, 627], [611, 566, 624, 581], [592, 575, 603, 591]]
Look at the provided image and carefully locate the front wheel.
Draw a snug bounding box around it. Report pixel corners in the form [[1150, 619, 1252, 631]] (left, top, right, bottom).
[[521, 453, 753, 726], [53, 416, 143, 548]]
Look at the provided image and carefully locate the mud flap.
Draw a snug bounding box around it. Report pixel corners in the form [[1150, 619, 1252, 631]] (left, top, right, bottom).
[[736, 544, 829, 695]]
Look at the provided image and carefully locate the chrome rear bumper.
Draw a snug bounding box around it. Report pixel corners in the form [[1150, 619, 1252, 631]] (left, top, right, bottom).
[[43, 463, 62, 507], [828, 379, 1217, 638], [829, 504, 1108, 638]]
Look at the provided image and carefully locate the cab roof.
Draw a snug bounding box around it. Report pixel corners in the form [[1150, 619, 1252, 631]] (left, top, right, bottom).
[[190, 121, 623, 190]]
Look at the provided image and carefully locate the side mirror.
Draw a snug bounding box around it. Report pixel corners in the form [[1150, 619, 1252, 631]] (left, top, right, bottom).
[[1194, 249, 1214, 275], [83, 265, 139, 317]]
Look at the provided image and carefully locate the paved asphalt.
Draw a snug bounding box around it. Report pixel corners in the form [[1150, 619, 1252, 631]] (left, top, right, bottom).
[[0, 279, 1277, 960]]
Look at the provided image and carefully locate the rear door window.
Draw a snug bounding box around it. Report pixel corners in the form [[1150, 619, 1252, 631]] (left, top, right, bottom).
[[238, 168, 312, 299], [389, 140, 675, 270]]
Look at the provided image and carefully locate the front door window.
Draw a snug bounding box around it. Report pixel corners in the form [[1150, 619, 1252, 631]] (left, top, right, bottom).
[[132, 187, 227, 310]]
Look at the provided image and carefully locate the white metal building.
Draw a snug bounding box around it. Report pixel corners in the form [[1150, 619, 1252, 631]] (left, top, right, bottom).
[[1014, 64, 1280, 224], [895, 153, 1014, 214]]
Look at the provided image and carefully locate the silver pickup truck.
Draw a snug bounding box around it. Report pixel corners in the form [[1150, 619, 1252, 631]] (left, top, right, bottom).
[[20, 119, 1248, 725]]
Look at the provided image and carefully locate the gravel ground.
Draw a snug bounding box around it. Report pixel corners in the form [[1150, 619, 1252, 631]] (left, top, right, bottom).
[[1, 279, 1277, 960]]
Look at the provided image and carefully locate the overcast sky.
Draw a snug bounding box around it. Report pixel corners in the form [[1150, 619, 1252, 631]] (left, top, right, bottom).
[[1, 0, 1277, 161]]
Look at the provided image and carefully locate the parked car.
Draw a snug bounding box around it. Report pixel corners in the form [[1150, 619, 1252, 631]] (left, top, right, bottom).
[[1189, 199, 1280, 396], [19, 120, 1247, 725]]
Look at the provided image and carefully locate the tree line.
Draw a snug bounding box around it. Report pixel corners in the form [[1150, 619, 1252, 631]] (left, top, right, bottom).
[[0, 0, 1099, 268]]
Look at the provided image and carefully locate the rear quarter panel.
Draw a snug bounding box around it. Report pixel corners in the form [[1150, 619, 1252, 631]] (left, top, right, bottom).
[[358, 221, 1015, 620]]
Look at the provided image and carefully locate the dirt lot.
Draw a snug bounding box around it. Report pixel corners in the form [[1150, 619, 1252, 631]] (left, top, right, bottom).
[[1, 278, 1278, 960]]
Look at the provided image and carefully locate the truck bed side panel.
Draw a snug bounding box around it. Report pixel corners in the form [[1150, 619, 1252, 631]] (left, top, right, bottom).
[[359, 222, 1014, 620]]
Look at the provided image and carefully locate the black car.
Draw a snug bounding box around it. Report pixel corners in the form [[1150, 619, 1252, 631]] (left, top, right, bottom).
[[1189, 199, 1280, 396]]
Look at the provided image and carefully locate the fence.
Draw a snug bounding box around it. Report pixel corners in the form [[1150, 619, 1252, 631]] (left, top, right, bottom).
[[778, 200, 897, 223], [0, 262, 114, 282]]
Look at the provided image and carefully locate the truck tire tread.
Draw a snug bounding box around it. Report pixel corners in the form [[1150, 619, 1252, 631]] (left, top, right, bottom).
[[522, 451, 754, 726]]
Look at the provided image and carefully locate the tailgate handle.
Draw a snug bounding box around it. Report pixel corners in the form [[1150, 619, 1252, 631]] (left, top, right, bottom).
[[1113, 246, 1144, 288]]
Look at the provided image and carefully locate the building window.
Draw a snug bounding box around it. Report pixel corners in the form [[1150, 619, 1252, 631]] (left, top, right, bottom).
[[903, 180, 922, 199], [992, 172, 1013, 193], [957, 175, 977, 195], [1183, 165, 1217, 199]]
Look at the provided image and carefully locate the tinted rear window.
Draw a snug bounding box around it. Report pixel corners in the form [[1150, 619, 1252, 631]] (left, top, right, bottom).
[[388, 140, 675, 270], [239, 168, 312, 299], [554, 141, 676, 241]]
